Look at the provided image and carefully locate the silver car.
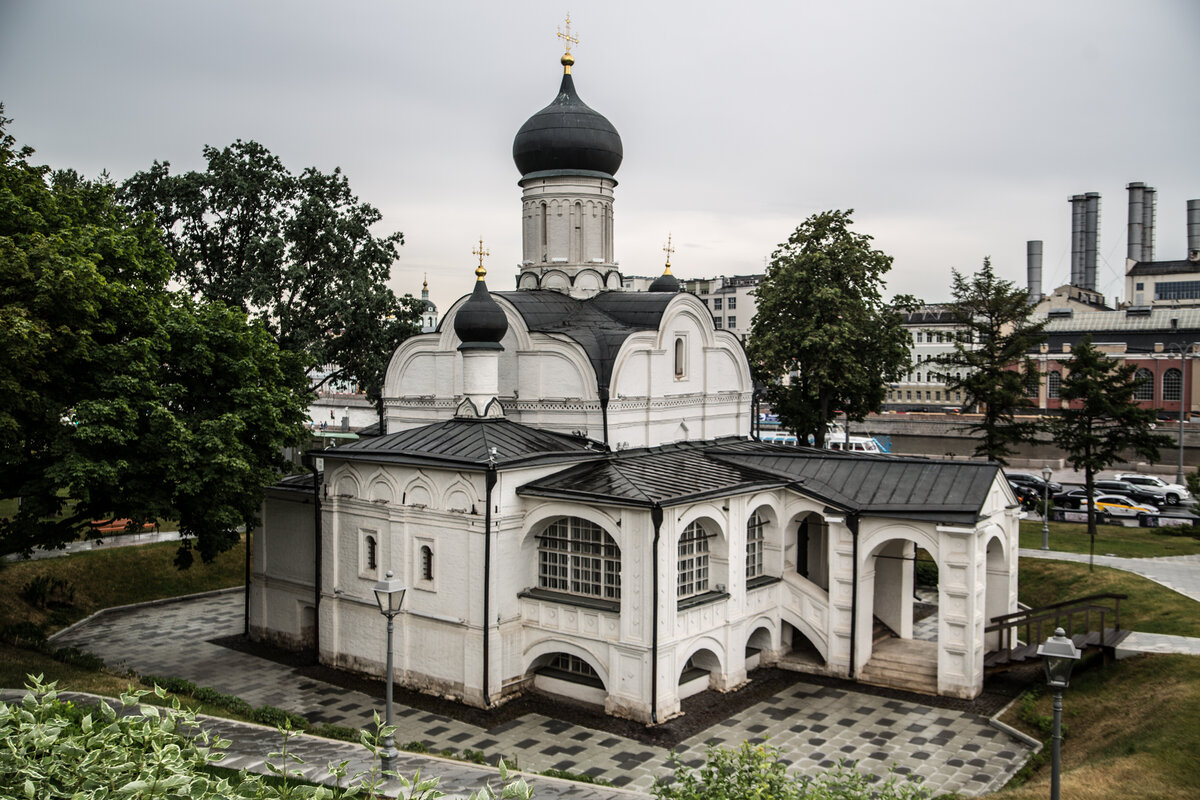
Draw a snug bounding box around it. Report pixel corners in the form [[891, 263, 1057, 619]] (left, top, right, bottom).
[[1113, 473, 1191, 506]]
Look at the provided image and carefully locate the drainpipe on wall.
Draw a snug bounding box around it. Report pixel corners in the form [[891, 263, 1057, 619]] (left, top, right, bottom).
[[482, 465, 497, 707], [848, 513, 860, 680], [599, 385, 610, 447], [244, 523, 252, 636], [650, 503, 663, 725], [303, 455, 322, 661]]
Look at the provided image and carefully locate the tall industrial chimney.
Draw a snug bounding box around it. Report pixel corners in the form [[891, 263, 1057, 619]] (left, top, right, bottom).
[[1143, 186, 1157, 262], [1188, 199, 1200, 262], [1084, 192, 1100, 291], [1027, 240, 1044, 303], [1069, 194, 1087, 287], [1127, 182, 1145, 262]]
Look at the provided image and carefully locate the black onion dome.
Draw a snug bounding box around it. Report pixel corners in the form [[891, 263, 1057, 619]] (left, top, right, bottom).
[[649, 272, 680, 293], [513, 67, 623, 177], [454, 274, 508, 350]]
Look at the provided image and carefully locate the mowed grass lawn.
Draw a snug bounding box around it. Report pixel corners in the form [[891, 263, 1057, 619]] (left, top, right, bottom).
[[1018, 518, 1200, 558], [992, 653, 1200, 800], [0, 538, 245, 635]]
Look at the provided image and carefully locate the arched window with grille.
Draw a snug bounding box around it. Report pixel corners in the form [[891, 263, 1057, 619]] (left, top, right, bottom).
[[538, 518, 621, 600], [1048, 370, 1062, 399], [677, 521, 710, 598], [420, 545, 434, 581], [1134, 368, 1154, 401], [745, 512, 765, 579], [1163, 368, 1182, 402]]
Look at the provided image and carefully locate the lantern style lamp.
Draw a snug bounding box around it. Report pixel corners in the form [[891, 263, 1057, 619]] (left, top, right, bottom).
[[373, 570, 407, 772], [1037, 627, 1082, 800]]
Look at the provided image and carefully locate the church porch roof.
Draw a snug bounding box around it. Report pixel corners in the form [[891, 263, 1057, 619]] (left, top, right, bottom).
[[319, 417, 602, 470]]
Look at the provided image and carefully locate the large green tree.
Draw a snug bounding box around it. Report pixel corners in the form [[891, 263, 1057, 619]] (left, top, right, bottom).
[[119, 140, 421, 401], [1051, 336, 1170, 568], [747, 210, 917, 447], [933, 257, 1046, 464], [1, 114, 309, 563]]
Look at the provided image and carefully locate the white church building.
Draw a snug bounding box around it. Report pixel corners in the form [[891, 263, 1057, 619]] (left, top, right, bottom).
[[248, 45, 1020, 725]]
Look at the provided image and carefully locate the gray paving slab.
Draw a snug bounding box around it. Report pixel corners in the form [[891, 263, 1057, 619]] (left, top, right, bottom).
[[44, 591, 1035, 797], [1019, 549, 1200, 602]]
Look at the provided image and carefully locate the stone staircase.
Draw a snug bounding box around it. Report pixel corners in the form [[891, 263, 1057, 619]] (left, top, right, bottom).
[[858, 624, 939, 695]]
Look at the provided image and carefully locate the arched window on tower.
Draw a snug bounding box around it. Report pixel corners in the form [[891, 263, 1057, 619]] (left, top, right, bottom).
[[674, 337, 686, 378], [539, 201, 549, 262]]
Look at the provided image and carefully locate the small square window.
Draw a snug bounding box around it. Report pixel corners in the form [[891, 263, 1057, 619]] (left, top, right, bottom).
[[728, 297, 737, 309], [713, 298, 723, 310], [727, 316, 736, 328]]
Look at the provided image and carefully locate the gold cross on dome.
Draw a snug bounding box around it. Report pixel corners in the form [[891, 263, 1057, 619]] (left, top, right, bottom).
[[663, 233, 675, 268], [473, 237, 490, 280], [557, 13, 578, 54]]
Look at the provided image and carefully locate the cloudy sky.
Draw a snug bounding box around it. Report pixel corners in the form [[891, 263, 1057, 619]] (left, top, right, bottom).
[[3, 1, 1198, 313]]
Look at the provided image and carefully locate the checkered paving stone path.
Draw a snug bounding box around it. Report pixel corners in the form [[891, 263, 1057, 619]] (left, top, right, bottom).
[[49, 591, 1033, 797]]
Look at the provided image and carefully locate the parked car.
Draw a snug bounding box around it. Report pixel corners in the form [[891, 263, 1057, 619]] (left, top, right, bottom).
[[1006, 472, 1064, 495], [1008, 482, 1040, 510], [1113, 473, 1191, 506], [1089, 494, 1159, 523], [1053, 488, 1098, 509], [1092, 479, 1163, 507]]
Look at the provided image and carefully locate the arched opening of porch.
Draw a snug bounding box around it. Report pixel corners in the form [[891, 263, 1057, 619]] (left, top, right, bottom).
[[678, 647, 724, 699]]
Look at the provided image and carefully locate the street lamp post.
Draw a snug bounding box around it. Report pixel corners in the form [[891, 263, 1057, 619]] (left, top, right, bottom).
[[1037, 627, 1082, 800], [1041, 464, 1052, 550], [373, 570, 407, 773], [1177, 344, 1194, 486]]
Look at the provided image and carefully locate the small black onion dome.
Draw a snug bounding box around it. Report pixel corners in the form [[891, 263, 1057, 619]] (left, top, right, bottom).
[[454, 267, 508, 350], [649, 265, 680, 293], [513, 54, 623, 177]]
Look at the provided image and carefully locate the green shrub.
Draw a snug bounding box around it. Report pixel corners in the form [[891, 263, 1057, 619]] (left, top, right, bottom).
[[540, 768, 613, 786], [18, 575, 74, 609], [0, 622, 47, 648], [309, 722, 359, 742], [914, 559, 939, 589], [653, 741, 931, 800], [0, 676, 532, 800], [251, 704, 309, 731], [404, 740, 431, 753], [51, 646, 106, 671]]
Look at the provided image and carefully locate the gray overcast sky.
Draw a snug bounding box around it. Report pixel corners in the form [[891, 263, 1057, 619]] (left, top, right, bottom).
[[3, 1, 1198, 314]]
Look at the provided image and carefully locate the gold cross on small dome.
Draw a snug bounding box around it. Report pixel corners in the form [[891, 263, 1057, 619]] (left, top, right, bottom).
[[663, 233, 675, 273], [473, 237, 490, 280], [557, 13, 578, 54]]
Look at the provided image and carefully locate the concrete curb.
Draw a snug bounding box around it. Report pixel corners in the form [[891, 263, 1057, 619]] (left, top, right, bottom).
[[48, 586, 245, 644]]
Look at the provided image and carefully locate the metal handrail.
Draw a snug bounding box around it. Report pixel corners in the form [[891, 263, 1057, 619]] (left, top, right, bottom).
[[985, 593, 1126, 661]]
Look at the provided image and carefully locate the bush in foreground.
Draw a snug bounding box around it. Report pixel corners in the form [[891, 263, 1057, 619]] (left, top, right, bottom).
[[652, 741, 931, 800], [0, 675, 530, 799]]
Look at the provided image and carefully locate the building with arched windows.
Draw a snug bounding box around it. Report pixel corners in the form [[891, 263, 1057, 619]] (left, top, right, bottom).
[[249, 45, 1020, 724]]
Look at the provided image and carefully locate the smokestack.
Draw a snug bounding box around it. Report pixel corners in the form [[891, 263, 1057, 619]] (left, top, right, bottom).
[[1027, 240, 1044, 303], [1069, 194, 1087, 287], [1188, 199, 1200, 262], [1084, 192, 1100, 291], [1127, 182, 1145, 262], [1143, 186, 1157, 262]]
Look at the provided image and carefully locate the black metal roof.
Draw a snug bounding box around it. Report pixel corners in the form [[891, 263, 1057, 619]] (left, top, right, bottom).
[[496, 291, 674, 392], [322, 418, 602, 470], [1127, 259, 1200, 277], [518, 439, 1001, 523], [516, 439, 789, 508]]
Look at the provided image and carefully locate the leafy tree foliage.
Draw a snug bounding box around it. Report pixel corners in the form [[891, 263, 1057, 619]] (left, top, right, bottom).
[[1051, 336, 1171, 566], [747, 210, 917, 447], [934, 257, 1046, 464], [0, 114, 309, 563], [120, 139, 421, 400], [1, 677, 532, 799], [652, 741, 930, 800]]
